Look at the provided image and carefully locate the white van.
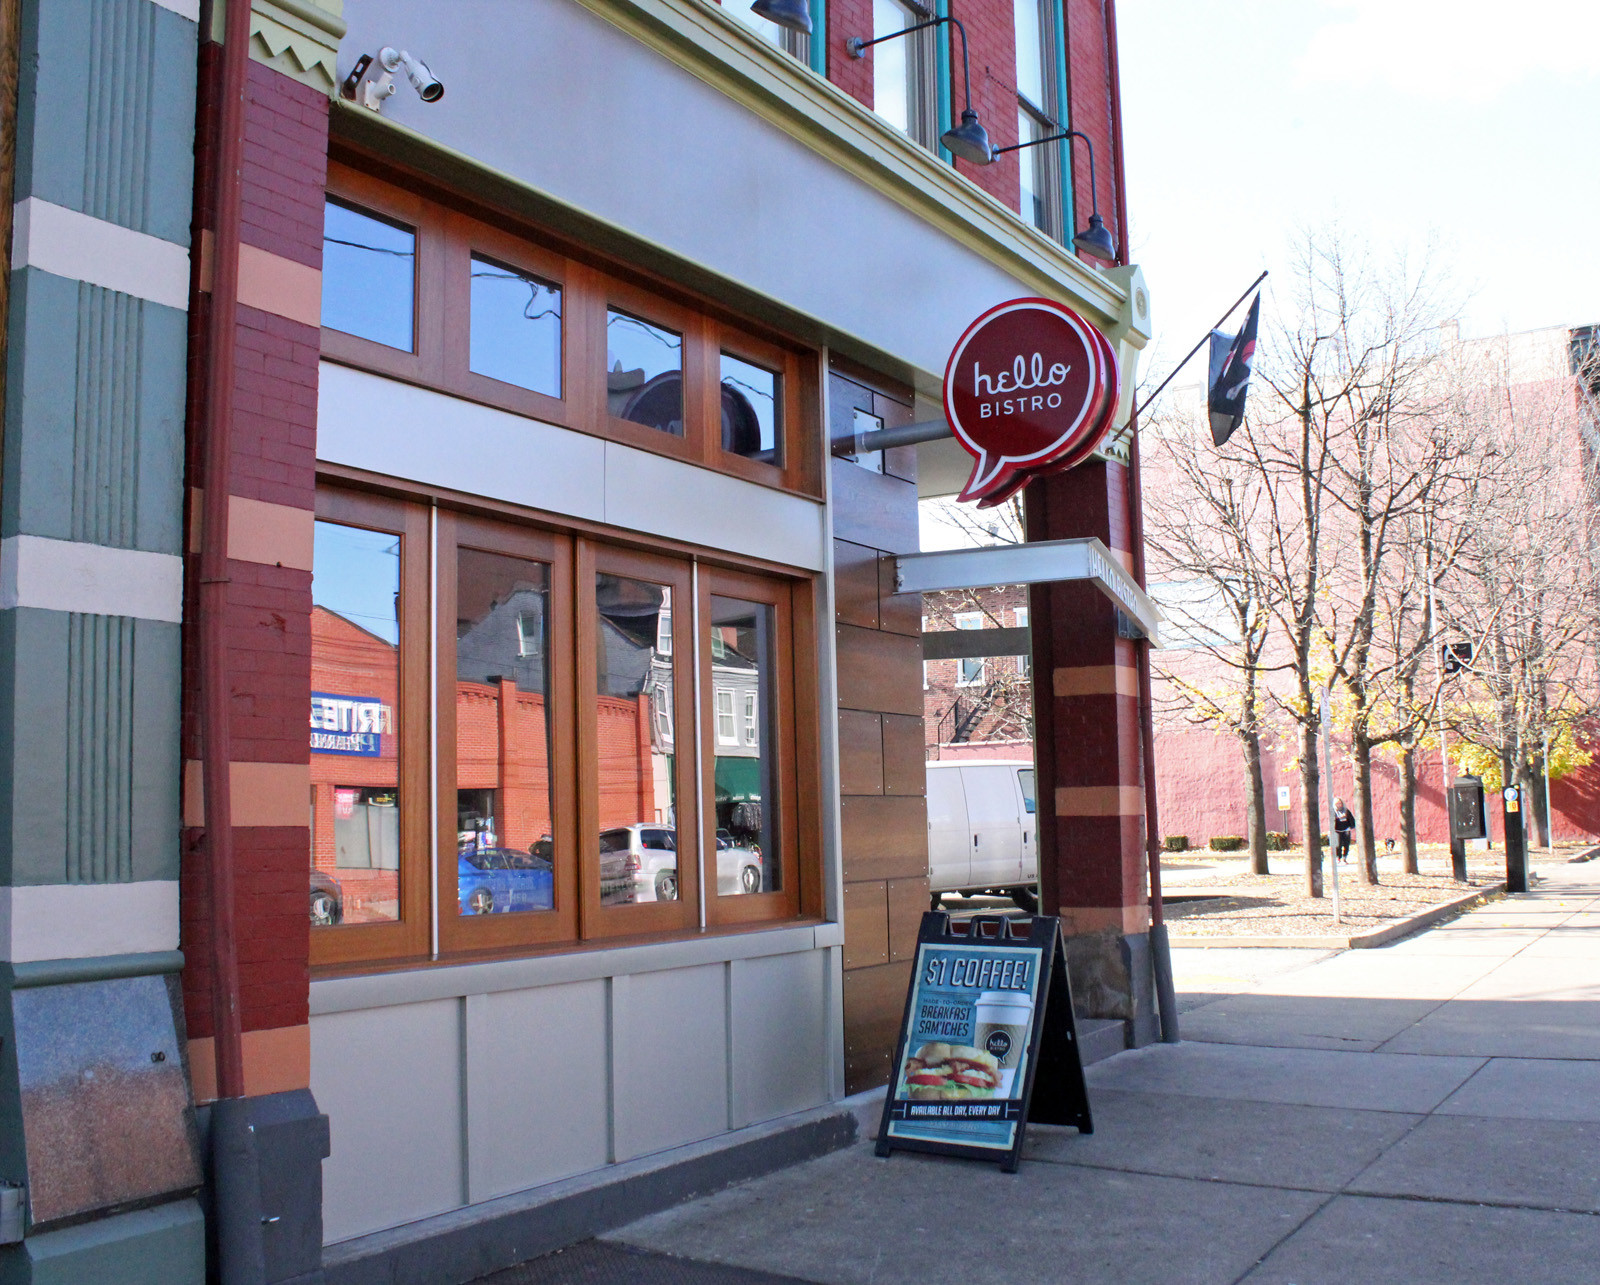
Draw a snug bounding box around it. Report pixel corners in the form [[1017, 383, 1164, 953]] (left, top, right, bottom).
[[926, 760, 1039, 914]]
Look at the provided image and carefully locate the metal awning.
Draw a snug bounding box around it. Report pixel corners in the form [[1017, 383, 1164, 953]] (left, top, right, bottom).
[[893, 537, 1164, 646]]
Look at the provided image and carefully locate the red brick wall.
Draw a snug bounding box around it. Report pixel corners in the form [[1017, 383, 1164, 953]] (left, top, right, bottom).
[[1062, 0, 1119, 257], [182, 59, 328, 1043], [826, 0, 874, 108], [948, 0, 1021, 207]]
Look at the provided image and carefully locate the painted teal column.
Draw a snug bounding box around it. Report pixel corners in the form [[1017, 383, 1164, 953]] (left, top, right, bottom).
[[0, 2, 203, 1281]]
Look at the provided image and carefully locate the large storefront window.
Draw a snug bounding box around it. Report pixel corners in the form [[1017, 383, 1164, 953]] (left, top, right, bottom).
[[311, 521, 403, 924], [454, 547, 556, 917], [310, 494, 814, 966]]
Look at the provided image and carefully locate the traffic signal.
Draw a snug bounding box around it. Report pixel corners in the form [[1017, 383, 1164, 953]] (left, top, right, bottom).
[[1442, 641, 1473, 676]]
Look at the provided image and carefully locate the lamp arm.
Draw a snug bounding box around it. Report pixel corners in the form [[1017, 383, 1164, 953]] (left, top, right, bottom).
[[991, 127, 1100, 216], [847, 15, 977, 114]]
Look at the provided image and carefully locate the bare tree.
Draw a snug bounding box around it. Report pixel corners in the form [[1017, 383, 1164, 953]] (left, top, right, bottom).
[[1441, 332, 1600, 839], [1144, 405, 1279, 873]]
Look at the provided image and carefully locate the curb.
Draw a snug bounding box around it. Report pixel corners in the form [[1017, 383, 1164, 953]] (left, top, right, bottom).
[[1168, 882, 1507, 951]]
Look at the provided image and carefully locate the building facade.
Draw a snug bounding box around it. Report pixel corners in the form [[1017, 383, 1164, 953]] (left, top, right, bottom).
[[0, 1, 1152, 1280]]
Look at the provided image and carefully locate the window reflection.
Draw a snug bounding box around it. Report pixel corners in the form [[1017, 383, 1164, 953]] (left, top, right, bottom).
[[321, 200, 416, 352], [469, 255, 562, 397], [310, 522, 402, 925], [720, 352, 782, 465], [710, 596, 777, 895], [595, 575, 678, 903], [606, 310, 683, 435], [455, 549, 556, 916]]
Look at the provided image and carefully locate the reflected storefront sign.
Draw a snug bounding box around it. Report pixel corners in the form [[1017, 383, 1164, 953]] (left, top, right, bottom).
[[310, 692, 391, 756]]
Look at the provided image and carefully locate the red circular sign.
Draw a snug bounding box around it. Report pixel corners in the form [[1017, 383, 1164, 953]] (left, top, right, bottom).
[[943, 298, 1120, 508]]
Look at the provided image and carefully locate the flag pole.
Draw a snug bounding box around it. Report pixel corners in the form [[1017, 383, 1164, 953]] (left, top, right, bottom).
[[1130, 270, 1268, 422]]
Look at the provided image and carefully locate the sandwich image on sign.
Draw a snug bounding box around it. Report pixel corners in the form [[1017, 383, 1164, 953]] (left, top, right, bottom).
[[901, 1042, 1002, 1099]]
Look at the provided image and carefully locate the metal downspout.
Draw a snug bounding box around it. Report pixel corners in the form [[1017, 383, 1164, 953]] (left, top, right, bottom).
[[198, 3, 263, 1280], [1104, 0, 1179, 1042]]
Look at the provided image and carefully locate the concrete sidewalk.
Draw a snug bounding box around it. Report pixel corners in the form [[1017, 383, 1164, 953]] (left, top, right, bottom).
[[547, 864, 1600, 1285]]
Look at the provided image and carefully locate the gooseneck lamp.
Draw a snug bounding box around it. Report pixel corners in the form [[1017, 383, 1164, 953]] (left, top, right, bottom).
[[990, 127, 1117, 260], [750, 0, 813, 34], [846, 17, 994, 166]]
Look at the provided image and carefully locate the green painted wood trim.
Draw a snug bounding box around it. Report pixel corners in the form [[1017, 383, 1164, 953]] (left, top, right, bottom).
[[935, 0, 952, 166], [4, 950, 185, 990], [1049, 0, 1074, 242], [569, 0, 1128, 328], [807, 0, 825, 76]]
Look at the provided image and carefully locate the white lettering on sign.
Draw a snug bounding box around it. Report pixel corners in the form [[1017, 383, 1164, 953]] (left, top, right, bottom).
[[310, 695, 393, 735], [979, 393, 1064, 418], [972, 353, 1070, 398]]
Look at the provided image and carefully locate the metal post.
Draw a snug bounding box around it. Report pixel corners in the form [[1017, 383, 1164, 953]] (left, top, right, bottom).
[[1543, 729, 1554, 851], [1320, 684, 1342, 925], [1430, 572, 1467, 881], [1503, 785, 1528, 894]]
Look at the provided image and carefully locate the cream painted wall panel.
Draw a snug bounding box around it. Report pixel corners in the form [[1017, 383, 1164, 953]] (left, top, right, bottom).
[[611, 966, 728, 1162], [317, 363, 607, 524], [729, 949, 830, 1128], [463, 982, 609, 1202], [318, 363, 826, 571], [0, 881, 179, 962], [311, 999, 465, 1244], [600, 444, 825, 571]]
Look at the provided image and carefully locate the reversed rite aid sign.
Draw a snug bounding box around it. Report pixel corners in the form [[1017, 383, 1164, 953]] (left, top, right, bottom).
[[945, 298, 1119, 508], [310, 692, 392, 756]]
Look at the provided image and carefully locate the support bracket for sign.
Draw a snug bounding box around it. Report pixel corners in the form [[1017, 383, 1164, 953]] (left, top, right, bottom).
[[875, 913, 1092, 1174], [892, 537, 1164, 645]]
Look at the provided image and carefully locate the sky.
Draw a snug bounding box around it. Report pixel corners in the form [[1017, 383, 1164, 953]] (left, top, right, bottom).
[[1115, 0, 1600, 378]]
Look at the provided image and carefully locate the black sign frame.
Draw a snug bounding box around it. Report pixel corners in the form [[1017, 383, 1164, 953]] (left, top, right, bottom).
[[874, 912, 1092, 1173]]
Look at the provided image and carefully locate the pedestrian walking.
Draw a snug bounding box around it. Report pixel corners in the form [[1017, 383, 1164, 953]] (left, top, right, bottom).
[[1332, 796, 1355, 862]]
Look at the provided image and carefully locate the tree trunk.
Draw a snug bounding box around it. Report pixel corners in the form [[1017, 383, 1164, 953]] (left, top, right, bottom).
[[1400, 742, 1419, 875], [1245, 729, 1269, 875], [1301, 722, 1324, 897], [1353, 736, 1379, 885], [1530, 753, 1551, 848]]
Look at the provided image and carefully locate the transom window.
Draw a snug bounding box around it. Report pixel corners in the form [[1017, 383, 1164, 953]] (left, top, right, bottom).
[[319, 163, 818, 497], [309, 489, 818, 967]]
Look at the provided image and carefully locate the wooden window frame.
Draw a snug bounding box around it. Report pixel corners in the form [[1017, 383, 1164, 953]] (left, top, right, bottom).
[[700, 565, 809, 927], [434, 511, 580, 954], [309, 489, 432, 968], [576, 539, 701, 941], [445, 209, 581, 430], [320, 161, 822, 501], [597, 281, 703, 465], [319, 164, 445, 388]]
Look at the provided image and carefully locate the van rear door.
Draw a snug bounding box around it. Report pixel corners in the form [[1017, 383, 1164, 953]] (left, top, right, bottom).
[[925, 766, 970, 892], [966, 764, 1024, 888], [1017, 766, 1037, 881]]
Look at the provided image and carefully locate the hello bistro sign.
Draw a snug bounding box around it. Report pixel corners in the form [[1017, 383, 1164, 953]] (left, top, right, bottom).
[[945, 298, 1120, 508]]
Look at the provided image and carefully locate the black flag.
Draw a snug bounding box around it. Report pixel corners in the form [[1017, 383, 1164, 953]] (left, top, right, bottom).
[[1207, 293, 1260, 447]]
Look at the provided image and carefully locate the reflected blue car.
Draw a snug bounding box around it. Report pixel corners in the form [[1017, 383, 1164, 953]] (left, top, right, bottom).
[[457, 846, 554, 915]]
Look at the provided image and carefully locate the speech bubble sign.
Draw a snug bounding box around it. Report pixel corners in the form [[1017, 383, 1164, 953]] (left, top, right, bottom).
[[944, 298, 1119, 507]]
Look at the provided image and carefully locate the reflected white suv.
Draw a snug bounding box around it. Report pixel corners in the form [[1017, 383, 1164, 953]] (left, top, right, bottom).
[[598, 824, 762, 903]]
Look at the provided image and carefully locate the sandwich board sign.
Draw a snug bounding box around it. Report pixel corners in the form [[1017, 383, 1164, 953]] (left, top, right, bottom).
[[875, 912, 1091, 1173]]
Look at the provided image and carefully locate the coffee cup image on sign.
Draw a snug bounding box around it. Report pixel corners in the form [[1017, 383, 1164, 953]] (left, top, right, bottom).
[[900, 1042, 1002, 1100], [973, 989, 1034, 1096]]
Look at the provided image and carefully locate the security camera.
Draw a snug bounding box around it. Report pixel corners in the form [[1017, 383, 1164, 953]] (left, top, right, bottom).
[[340, 47, 443, 112], [379, 47, 444, 103]]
